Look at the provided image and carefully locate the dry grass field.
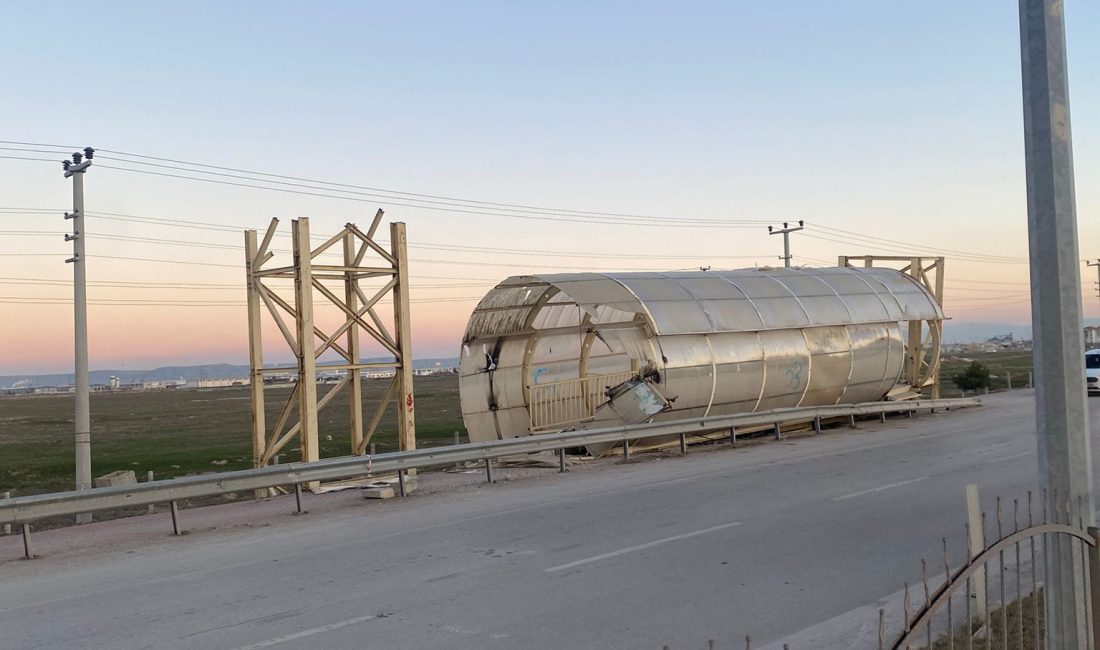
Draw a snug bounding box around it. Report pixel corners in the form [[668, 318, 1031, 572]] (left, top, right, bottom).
[[1, 351, 1040, 497], [0, 374, 465, 497]]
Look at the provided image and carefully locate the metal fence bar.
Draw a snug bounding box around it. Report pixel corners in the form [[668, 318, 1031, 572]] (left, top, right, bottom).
[[0, 397, 979, 527], [894, 523, 1096, 649], [529, 371, 635, 431]]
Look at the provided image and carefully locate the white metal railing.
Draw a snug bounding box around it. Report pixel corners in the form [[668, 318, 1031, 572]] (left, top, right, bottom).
[[528, 371, 635, 432]]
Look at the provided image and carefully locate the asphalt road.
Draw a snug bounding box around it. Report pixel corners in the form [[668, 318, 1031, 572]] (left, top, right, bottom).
[[1, 390, 1096, 649]]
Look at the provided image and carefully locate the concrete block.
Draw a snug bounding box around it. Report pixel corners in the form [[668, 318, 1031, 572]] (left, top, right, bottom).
[[94, 470, 137, 488], [362, 486, 395, 499]]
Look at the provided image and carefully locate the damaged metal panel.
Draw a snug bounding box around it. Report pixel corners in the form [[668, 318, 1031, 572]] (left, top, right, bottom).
[[459, 266, 942, 447]]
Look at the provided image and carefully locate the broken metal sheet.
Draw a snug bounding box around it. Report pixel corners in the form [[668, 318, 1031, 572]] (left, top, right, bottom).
[[459, 267, 941, 446]]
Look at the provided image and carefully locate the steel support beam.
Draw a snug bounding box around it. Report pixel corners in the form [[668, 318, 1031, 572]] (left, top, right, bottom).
[[344, 233, 364, 454], [391, 222, 417, 457], [245, 230, 267, 471], [245, 212, 416, 486], [293, 218, 320, 467]]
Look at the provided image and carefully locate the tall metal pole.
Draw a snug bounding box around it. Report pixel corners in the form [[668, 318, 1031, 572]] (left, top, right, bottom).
[[62, 148, 94, 522], [1018, 2, 1093, 647], [767, 221, 804, 268]]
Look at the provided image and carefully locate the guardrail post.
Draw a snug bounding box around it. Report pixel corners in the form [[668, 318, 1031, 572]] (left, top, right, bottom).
[[730, 426, 737, 446], [812, 417, 821, 434], [679, 432, 687, 454], [559, 448, 567, 473], [454, 433, 465, 470], [1089, 526, 1100, 646], [879, 411, 886, 424], [146, 472, 155, 513], [849, 414, 858, 429], [773, 423, 781, 440], [294, 483, 304, 513], [2, 491, 10, 535], [623, 439, 631, 460], [398, 470, 407, 497], [170, 500, 181, 536], [1007, 371, 1013, 390], [485, 458, 494, 484], [21, 523, 33, 559]]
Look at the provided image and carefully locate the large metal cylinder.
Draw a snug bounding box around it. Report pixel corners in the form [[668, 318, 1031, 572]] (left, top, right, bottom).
[[459, 267, 943, 444]]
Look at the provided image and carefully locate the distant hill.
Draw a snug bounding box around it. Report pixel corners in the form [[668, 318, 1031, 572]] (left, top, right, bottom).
[[0, 358, 460, 389], [942, 318, 1100, 343]]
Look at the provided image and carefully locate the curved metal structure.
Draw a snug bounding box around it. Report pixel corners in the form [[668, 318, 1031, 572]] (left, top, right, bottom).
[[459, 267, 944, 444]]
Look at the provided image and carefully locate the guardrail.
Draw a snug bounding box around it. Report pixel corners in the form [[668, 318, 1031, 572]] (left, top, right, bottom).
[[0, 397, 979, 535]]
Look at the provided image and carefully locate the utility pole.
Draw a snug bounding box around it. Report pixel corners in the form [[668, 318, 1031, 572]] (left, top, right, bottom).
[[1087, 259, 1100, 307], [62, 147, 94, 521], [767, 220, 803, 268], [1018, 1, 1092, 647]]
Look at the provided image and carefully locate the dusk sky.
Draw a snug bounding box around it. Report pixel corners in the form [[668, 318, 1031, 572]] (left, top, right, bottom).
[[2, 1, 1099, 375]]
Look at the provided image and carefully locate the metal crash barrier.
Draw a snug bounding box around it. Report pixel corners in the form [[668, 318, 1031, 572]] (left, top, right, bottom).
[[1, 397, 979, 556]]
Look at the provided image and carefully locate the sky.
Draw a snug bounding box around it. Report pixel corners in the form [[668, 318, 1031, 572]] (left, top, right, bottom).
[[1, 1, 1099, 375]]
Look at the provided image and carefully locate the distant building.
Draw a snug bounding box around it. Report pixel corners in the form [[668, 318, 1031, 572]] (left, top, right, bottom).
[[1086, 326, 1100, 349], [194, 378, 248, 388]]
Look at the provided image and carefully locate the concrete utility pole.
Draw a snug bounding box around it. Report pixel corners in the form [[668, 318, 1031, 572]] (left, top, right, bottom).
[[1018, 1, 1093, 647], [1087, 260, 1100, 307], [62, 147, 94, 521], [767, 221, 803, 268]]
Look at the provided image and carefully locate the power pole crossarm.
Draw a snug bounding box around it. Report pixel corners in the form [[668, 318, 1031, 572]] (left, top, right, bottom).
[[768, 221, 804, 268], [62, 147, 95, 523]]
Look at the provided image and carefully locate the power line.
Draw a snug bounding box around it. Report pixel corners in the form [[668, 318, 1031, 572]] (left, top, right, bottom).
[[0, 222, 776, 262], [0, 140, 80, 150], [93, 163, 771, 229], [0, 140, 773, 228], [800, 231, 1028, 265], [0, 155, 60, 164], [807, 224, 1028, 263], [96, 155, 770, 227], [0, 142, 1037, 265], [89, 146, 767, 225], [0, 295, 483, 306], [0, 277, 494, 290]]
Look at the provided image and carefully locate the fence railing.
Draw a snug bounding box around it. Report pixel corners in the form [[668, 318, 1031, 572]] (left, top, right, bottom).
[[660, 491, 1094, 649], [888, 491, 1097, 649], [1, 397, 979, 541], [529, 371, 636, 431]]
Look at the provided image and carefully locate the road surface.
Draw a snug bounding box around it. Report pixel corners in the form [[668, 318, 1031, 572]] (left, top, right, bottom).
[[1, 390, 1095, 649]]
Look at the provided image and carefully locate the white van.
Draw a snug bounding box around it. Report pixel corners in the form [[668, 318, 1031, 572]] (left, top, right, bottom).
[[1087, 349, 1100, 395]]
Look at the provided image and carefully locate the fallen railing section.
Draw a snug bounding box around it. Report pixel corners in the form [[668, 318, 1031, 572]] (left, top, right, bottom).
[[0, 397, 979, 536]]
